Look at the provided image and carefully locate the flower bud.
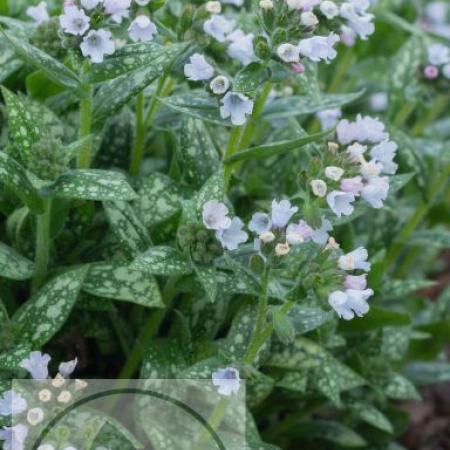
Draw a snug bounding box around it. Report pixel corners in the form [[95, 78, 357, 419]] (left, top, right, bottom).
[[210, 76, 230, 94], [325, 237, 340, 250], [259, 0, 274, 10], [325, 166, 344, 181], [260, 231, 276, 243], [57, 390, 72, 404], [300, 12, 318, 27], [424, 65, 439, 80], [206, 1, 221, 14], [27, 408, 45, 426], [275, 242, 290, 256], [327, 142, 339, 154], [310, 179, 327, 197], [52, 373, 66, 388]]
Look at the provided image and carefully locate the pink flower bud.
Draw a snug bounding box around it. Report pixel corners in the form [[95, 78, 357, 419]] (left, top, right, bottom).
[[424, 65, 439, 80], [344, 275, 367, 290], [291, 62, 305, 74], [340, 176, 363, 195]]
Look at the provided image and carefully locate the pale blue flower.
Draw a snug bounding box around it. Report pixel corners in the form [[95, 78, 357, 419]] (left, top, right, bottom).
[[340, 3, 375, 40], [216, 217, 248, 250], [311, 217, 332, 245], [58, 358, 78, 378], [227, 30, 255, 66], [316, 108, 341, 130], [203, 15, 234, 42], [0, 424, 28, 450], [345, 274, 367, 290], [184, 54, 214, 81], [298, 33, 339, 63], [248, 213, 272, 234], [0, 391, 27, 416], [370, 140, 398, 174], [104, 0, 131, 23], [320, 1, 339, 19], [286, 220, 314, 244], [328, 288, 373, 320], [60, 6, 90, 36], [20, 351, 51, 380], [271, 200, 298, 228], [128, 16, 157, 42], [326, 190, 355, 217], [220, 92, 254, 126], [338, 247, 371, 271], [340, 176, 363, 195], [361, 176, 389, 208], [81, 0, 102, 9], [80, 29, 115, 63], [427, 43, 450, 66], [202, 201, 232, 230], [337, 115, 388, 144], [26, 2, 49, 24], [212, 367, 241, 396]]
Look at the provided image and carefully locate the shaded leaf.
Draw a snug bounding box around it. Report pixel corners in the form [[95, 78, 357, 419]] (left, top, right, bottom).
[[0, 242, 34, 280], [132, 246, 192, 276]]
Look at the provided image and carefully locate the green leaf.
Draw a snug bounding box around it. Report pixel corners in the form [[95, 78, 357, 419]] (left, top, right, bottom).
[[350, 403, 393, 433], [26, 70, 66, 100], [1, 86, 44, 162], [288, 305, 333, 334], [177, 117, 219, 188], [0, 151, 44, 213], [408, 228, 450, 249], [224, 128, 333, 164], [83, 262, 163, 308], [262, 91, 364, 120], [134, 172, 182, 228], [384, 373, 421, 400], [404, 362, 450, 385], [0, 343, 31, 372], [0, 299, 13, 351], [104, 201, 151, 258], [338, 307, 411, 332], [1, 29, 82, 95], [277, 370, 309, 393], [141, 339, 187, 378], [195, 169, 225, 213], [160, 93, 230, 126], [12, 267, 88, 347], [0, 38, 23, 82], [92, 43, 187, 125], [132, 246, 193, 276], [0, 242, 34, 280], [384, 278, 437, 299], [194, 265, 218, 303], [233, 62, 270, 92], [89, 42, 188, 82], [388, 173, 415, 194], [44, 169, 137, 201]]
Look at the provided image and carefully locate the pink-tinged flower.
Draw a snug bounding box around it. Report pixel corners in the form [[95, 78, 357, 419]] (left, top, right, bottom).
[[202, 201, 232, 230], [340, 176, 363, 195], [291, 62, 306, 74], [338, 247, 371, 271], [345, 274, 367, 290], [326, 190, 355, 217], [424, 65, 439, 79]]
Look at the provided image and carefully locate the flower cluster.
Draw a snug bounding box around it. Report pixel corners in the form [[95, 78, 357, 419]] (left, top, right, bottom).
[[276, 0, 376, 68], [311, 115, 397, 218], [423, 43, 450, 81], [328, 247, 373, 320], [44, 0, 157, 64], [420, 1, 450, 40], [0, 352, 87, 450], [183, 53, 254, 125]]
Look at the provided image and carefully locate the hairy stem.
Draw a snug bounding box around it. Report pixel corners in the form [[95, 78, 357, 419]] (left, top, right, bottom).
[[77, 84, 94, 169], [129, 91, 146, 177], [32, 199, 52, 293], [223, 126, 244, 189]]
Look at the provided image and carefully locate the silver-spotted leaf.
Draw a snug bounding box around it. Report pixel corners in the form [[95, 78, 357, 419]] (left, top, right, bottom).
[[384, 373, 421, 400], [132, 246, 192, 276], [0, 242, 34, 280]]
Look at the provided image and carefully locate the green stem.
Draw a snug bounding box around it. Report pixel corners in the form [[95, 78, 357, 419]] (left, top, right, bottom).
[[411, 95, 448, 136], [328, 47, 355, 93], [223, 126, 244, 190], [32, 199, 52, 293], [109, 311, 131, 358], [117, 277, 178, 379], [144, 76, 169, 128], [77, 84, 94, 169], [0, 0, 8, 15], [392, 101, 415, 128], [129, 91, 146, 177]]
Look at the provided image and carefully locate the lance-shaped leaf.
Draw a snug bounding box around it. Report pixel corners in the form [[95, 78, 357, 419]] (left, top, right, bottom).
[[83, 262, 163, 308], [195, 168, 225, 213], [1, 29, 83, 95], [89, 42, 188, 82], [349, 403, 393, 433], [224, 128, 333, 164], [92, 43, 188, 125], [262, 91, 364, 120], [12, 266, 88, 347], [194, 265, 217, 303], [0, 343, 31, 372], [384, 373, 421, 400], [404, 362, 450, 385], [160, 93, 231, 126], [388, 172, 415, 194], [132, 246, 193, 276], [1, 86, 44, 162], [43, 169, 137, 201], [233, 62, 270, 93], [104, 201, 151, 258], [0, 298, 14, 351], [0, 242, 34, 280], [0, 151, 44, 213]]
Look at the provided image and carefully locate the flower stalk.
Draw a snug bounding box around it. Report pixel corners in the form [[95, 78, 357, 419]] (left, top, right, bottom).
[[77, 82, 94, 169]]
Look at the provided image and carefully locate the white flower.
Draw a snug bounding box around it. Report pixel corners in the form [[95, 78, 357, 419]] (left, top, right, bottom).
[[298, 33, 340, 63], [310, 179, 327, 197], [220, 92, 254, 126], [260, 0, 274, 9], [57, 390, 73, 404], [260, 231, 275, 243], [227, 30, 255, 66], [271, 199, 298, 228], [20, 351, 51, 380], [340, 3, 375, 40], [210, 76, 230, 94], [275, 242, 290, 256], [184, 53, 214, 81], [345, 274, 367, 290], [311, 217, 332, 245], [203, 15, 234, 42], [316, 108, 341, 130], [346, 143, 366, 162], [326, 190, 355, 217], [360, 159, 382, 179], [60, 6, 90, 36], [340, 24, 357, 46], [443, 63, 450, 79], [135, 0, 151, 4], [427, 43, 450, 66], [206, 1, 222, 13], [81, 0, 102, 9], [128, 16, 157, 42], [59, 358, 78, 378], [361, 176, 389, 208], [277, 43, 300, 63], [320, 1, 339, 18], [370, 140, 398, 174], [348, 0, 371, 13], [338, 247, 371, 271], [27, 408, 45, 426], [0, 424, 28, 450], [249, 212, 272, 234], [80, 29, 115, 63], [369, 92, 388, 112], [38, 389, 52, 403], [301, 11, 319, 27], [0, 391, 27, 416], [340, 176, 363, 195], [26, 1, 49, 24], [325, 166, 344, 181], [104, 0, 131, 23], [212, 367, 241, 396], [202, 201, 231, 230], [337, 115, 387, 144], [216, 217, 248, 250], [328, 288, 373, 320]]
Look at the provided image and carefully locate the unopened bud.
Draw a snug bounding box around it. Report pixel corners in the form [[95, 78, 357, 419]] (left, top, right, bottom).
[[310, 179, 327, 197], [206, 1, 221, 14], [275, 242, 290, 256]]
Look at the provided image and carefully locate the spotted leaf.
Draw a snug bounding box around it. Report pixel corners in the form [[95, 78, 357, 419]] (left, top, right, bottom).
[[0, 242, 34, 280], [384, 373, 421, 400], [83, 262, 163, 308], [194, 265, 218, 303], [0, 343, 31, 372], [132, 246, 193, 276], [12, 267, 89, 347]]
